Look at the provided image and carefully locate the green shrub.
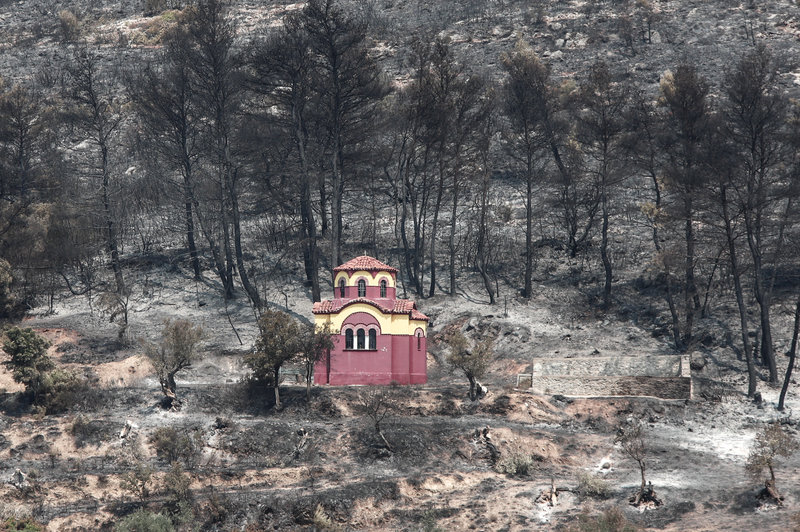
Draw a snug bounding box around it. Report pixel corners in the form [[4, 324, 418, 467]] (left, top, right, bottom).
[[2, 327, 52, 399], [0, 258, 15, 318], [0, 517, 44, 532], [577, 472, 612, 498], [114, 509, 174, 532], [495, 453, 536, 476], [120, 464, 154, 503], [39, 368, 87, 414], [149, 427, 202, 467], [162, 462, 194, 526]]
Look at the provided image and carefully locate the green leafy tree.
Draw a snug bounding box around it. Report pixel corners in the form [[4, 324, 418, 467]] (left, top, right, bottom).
[[120, 463, 155, 503], [2, 327, 53, 399], [299, 322, 335, 402], [0, 258, 15, 318], [444, 329, 493, 401], [143, 319, 204, 410], [746, 422, 799, 501], [163, 461, 194, 526], [114, 509, 174, 532], [244, 309, 302, 409]]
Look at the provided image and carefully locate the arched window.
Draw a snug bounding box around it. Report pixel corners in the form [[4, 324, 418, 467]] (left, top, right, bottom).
[[358, 279, 366, 297], [369, 329, 377, 350], [380, 279, 387, 298], [339, 279, 346, 298], [357, 329, 365, 349], [345, 329, 353, 349], [417, 333, 421, 351]]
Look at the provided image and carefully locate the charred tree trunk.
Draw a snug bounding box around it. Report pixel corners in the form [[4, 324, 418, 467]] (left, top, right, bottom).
[[159, 371, 179, 410], [448, 174, 458, 295], [778, 295, 800, 410], [524, 158, 534, 299], [600, 179, 612, 309], [683, 195, 697, 347], [722, 186, 756, 396], [476, 165, 495, 304], [273, 366, 282, 409], [428, 163, 445, 297], [100, 143, 126, 296], [230, 173, 262, 310]]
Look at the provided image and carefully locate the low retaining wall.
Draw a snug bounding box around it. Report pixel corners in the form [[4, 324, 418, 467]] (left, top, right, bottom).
[[517, 355, 691, 399]]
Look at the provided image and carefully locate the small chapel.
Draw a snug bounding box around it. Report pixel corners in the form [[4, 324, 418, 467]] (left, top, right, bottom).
[[312, 256, 428, 385]]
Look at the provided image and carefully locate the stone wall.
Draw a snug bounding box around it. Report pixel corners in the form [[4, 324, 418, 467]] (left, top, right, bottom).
[[518, 355, 691, 399]]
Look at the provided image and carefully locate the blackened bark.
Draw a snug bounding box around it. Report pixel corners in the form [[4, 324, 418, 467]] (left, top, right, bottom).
[[778, 295, 800, 410], [721, 186, 756, 396]]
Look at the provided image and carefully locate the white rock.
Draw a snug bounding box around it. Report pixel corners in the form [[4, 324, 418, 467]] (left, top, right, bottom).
[[650, 31, 662, 44]]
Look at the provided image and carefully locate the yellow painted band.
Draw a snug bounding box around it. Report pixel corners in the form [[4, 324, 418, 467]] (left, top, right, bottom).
[[334, 270, 396, 288], [314, 302, 425, 336]]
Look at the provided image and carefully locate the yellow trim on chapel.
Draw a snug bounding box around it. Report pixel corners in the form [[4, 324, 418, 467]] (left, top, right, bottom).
[[314, 302, 426, 336], [334, 270, 396, 288]]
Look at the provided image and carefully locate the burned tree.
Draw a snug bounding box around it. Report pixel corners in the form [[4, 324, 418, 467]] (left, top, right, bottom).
[[300, 0, 388, 268], [615, 421, 660, 506], [657, 63, 713, 349], [185, 0, 261, 309], [66, 47, 127, 297], [357, 386, 396, 453], [500, 42, 550, 299], [575, 61, 631, 309], [248, 13, 322, 302], [128, 26, 205, 282], [722, 44, 789, 383]]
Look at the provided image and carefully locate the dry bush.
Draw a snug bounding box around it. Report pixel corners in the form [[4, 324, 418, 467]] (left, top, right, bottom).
[[566, 507, 637, 532], [144, 0, 185, 16], [495, 452, 536, 476], [577, 472, 613, 499], [70, 415, 116, 448], [128, 14, 180, 46], [0, 503, 35, 524], [357, 387, 397, 452], [199, 489, 231, 527], [791, 511, 800, 532], [746, 422, 799, 500], [311, 504, 340, 531], [57, 10, 81, 42]]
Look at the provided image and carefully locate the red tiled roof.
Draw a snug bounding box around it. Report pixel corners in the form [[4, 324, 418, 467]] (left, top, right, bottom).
[[313, 297, 429, 321], [410, 309, 428, 321], [333, 256, 398, 273]]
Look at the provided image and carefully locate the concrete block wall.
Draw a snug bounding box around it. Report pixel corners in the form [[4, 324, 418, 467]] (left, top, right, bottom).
[[521, 355, 692, 399]]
